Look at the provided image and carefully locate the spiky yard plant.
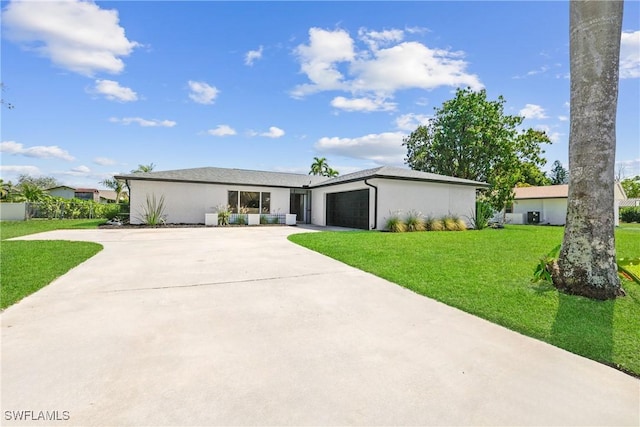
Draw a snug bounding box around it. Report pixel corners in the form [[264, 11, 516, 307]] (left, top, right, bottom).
[[405, 210, 426, 232], [425, 216, 445, 231], [138, 194, 166, 226], [385, 212, 407, 232]]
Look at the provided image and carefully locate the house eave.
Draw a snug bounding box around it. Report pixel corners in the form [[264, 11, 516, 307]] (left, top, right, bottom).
[[114, 175, 309, 189]]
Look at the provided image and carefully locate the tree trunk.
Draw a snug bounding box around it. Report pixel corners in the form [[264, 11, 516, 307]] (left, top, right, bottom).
[[552, 0, 625, 300]]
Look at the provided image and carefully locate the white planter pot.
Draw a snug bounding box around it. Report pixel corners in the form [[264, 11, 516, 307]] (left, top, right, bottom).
[[248, 214, 260, 226], [285, 214, 297, 226], [205, 213, 218, 226]]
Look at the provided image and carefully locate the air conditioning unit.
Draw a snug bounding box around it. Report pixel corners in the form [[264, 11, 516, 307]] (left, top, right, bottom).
[[527, 211, 541, 224]]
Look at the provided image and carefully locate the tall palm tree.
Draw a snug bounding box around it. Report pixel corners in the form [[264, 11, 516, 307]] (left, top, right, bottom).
[[325, 167, 339, 178], [552, 0, 624, 299], [131, 163, 155, 173], [100, 178, 126, 203], [309, 157, 327, 176]]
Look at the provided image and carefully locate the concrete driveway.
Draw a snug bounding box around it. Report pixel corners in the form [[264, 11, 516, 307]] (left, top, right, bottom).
[[2, 226, 638, 426]]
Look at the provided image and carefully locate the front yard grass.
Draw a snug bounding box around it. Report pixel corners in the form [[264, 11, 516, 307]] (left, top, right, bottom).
[[0, 219, 105, 309], [288, 225, 640, 376]]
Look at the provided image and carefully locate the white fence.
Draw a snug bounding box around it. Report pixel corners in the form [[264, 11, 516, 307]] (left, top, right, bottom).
[[0, 203, 27, 221]]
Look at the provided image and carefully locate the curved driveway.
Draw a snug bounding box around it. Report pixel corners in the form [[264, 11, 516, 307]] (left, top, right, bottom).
[[2, 227, 639, 426]]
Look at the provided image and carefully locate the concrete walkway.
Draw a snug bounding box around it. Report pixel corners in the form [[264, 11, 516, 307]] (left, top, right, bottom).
[[2, 227, 638, 426]]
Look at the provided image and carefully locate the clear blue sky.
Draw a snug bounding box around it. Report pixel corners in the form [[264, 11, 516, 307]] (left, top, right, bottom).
[[1, 1, 639, 188]]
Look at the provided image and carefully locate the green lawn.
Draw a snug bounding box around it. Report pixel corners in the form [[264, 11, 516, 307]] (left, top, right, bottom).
[[289, 225, 640, 376], [0, 219, 105, 309]]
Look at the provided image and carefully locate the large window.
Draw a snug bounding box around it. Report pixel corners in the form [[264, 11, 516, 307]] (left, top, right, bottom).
[[228, 191, 271, 214]]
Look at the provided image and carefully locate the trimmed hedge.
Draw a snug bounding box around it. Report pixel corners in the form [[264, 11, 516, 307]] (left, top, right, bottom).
[[620, 207, 640, 223]]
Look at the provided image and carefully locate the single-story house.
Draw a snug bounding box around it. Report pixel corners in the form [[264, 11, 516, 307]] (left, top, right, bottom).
[[47, 186, 101, 203], [115, 166, 488, 230], [508, 183, 627, 226]]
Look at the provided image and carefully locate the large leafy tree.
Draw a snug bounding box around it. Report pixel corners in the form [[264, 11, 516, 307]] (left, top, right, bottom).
[[548, 160, 569, 185], [309, 157, 339, 177], [403, 88, 550, 210], [17, 174, 59, 189], [551, 0, 624, 300], [620, 176, 640, 198]]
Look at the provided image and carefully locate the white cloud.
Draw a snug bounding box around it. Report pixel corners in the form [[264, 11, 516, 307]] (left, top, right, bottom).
[[535, 125, 562, 143], [395, 113, 431, 131], [93, 79, 138, 102], [109, 117, 176, 127], [315, 132, 406, 165], [0, 165, 42, 177], [292, 27, 482, 99], [558, 115, 569, 122], [2, 0, 138, 76], [93, 157, 116, 166], [358, 28, 404, 50], [70, 165, 91, 174], [245, 45, 264, 66], [519, 104, 548, 120], [0, 140, 74, 161], [260, 126, 285, 138], [616, 158, 640, 177], [207, 125, 237, 136], [188, 80, 219, 104], [292, 28, 356, 97], [620, 30, 640, 79], [330, 96, 396, 112]]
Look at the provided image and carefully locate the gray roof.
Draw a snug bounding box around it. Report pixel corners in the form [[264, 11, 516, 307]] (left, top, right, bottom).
[[115, 167, 327, 188], [115, 166, 487, 189], [310, 166, 488, 188]]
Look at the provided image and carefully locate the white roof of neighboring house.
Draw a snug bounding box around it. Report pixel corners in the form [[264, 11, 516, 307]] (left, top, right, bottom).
[[514, 183, 627, 200], [514, 185, 569, 199]]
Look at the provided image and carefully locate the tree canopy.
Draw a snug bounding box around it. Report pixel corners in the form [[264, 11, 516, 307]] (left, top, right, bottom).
[[403, 88, 550, 210], [620, 175, 640, 198], [17, 174, 60, 190], [548, 160, 569, 185]]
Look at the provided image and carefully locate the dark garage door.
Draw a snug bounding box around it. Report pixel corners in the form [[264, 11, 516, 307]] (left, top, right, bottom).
[[326, 189, 369, 230]]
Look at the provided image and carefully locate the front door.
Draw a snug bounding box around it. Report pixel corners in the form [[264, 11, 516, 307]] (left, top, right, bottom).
[[290, 191, 310, 223]]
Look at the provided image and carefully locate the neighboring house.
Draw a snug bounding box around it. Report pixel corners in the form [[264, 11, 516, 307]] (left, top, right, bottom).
[[115, 166, 488, 230], [47, 186, 101, 202], [509, 183, 627, 226], [98, 190, 128, 203]]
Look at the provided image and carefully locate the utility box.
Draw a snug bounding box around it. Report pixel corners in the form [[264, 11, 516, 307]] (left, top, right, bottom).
[[527, 211, 540, 224]]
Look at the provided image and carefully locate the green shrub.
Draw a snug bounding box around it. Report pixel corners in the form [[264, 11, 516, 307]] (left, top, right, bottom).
[[385, 212, 406, 232], [470, 201, 494, 230], [620, 207, 640, 223]]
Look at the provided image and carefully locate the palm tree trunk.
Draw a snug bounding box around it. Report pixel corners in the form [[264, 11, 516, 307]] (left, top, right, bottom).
[[552, 0, 624, 299]]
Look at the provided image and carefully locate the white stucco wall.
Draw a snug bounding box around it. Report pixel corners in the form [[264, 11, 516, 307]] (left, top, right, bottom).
[[311, 178, 478, 230], [512, 198, 567, 225], [128, 180, 291, 224], [0, 203, 26, 221], [376, 179, 476, 230]]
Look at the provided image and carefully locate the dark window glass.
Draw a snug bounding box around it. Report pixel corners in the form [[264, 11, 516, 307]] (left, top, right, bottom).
[[228, 191, 238, 213], [261, 192, 271, 213], [240, 191, 260, 214]]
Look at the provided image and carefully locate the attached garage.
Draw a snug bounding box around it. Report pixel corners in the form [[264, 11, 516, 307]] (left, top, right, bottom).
[[326, 189, 369, 229]]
